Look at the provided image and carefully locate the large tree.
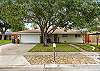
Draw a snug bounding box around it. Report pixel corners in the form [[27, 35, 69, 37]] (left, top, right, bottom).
[[23, 0, 99, 46]]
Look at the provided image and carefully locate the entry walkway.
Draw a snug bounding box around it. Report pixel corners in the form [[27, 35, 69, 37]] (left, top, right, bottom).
[[69, 44, 86, 52]]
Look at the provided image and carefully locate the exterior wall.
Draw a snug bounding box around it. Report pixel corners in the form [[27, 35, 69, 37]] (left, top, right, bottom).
[[20, 34, 40, 43], [85, 34, 90, 43], [19, 33, 83, 43], [59, 34, 83, 43], [89, 35, 96, 43], [89, 35, 100, 43]]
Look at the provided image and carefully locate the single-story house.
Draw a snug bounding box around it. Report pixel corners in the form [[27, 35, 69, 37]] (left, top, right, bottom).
[[0, 31, 12, 40], [17, 28, 84, 43]]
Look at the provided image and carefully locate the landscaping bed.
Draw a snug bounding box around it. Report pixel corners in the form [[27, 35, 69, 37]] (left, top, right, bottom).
[[29, 43, 80, 52], [0, 40, 11, 45], [24, 53, 97, 64]]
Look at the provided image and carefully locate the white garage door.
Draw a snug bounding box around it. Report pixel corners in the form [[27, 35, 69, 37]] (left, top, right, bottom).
[[20, 34, 40, 43]]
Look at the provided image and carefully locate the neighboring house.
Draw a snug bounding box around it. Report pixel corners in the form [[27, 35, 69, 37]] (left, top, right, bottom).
[[85, 32, 100, 43], [17, 28, 84, 43], [0, 31, 11, 40]]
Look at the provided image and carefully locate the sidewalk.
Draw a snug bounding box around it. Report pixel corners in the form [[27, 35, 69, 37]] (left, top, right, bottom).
[[0, 64, 100, 71]]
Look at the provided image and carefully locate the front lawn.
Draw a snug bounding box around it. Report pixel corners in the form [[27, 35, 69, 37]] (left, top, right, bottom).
[[75, 44, 100, 52], [0, 40, 11, 45], [29, 43, 80, 52]]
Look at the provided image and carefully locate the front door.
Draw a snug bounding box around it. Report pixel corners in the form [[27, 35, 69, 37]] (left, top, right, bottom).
[[54, 34, 59, 43]]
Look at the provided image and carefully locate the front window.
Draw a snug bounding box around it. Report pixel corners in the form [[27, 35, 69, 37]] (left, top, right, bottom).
[[75, 34, 81, 38], [62, 34, 68, 37]]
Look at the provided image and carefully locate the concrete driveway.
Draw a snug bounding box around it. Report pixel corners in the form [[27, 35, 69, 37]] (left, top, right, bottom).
[[0, 55, 31, 65], [0, 43, 36, 55], [0, 43, 35, 66]]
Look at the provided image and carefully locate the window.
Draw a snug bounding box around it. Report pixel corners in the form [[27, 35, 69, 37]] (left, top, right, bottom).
[[75, 34, 81, 38], [62, 34, 68, 37]]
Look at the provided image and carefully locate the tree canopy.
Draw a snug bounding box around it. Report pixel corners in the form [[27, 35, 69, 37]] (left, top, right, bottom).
[[0, 18, 10, 34], [0, 0, 100, 31], [24, 0, 100, 45], [0, 0, 27, 31]]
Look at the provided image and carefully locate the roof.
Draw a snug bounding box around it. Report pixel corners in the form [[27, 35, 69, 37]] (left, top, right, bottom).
[[89, 32, 100, 35], [18, 28, 82, 34], [19, 29, 41, 33], [53, 29, 82, 34], [5, 31, 12, 35], [12, 32, 19, 35]]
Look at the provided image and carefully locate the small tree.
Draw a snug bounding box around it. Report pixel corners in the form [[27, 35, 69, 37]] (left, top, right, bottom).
[[0, 0, 27, 32], [0, 19, 11, 40]]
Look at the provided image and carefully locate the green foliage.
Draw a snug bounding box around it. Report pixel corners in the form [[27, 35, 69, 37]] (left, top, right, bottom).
[[0, 0, 100, 32], [0, 18, 11, 34], [27, 0, 100, 31], [0, 40, 11, 45], [0, 0, 27, 31]]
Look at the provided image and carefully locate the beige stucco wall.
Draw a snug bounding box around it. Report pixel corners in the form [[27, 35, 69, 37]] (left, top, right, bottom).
[[19, 33, 83, 43], [58, 34, 83, 43]]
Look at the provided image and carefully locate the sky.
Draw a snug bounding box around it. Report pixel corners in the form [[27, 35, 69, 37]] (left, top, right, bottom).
[[24, 23, 32, 30]]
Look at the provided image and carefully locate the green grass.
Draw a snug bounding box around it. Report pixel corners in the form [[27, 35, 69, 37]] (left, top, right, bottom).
[[90, 44, 100, 52], [75, 44, 100, 52], [0, 40, 11, 45], [29, 43, 80, 52]]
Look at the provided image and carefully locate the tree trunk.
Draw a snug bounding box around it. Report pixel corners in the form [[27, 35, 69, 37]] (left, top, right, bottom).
[[96, 34, 99, 46], [43, 33, 48, 46], [2, 34, 5, 40], [40, 33, 44, 43]]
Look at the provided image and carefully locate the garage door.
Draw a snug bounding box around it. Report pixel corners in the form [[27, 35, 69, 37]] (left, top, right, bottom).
[[20, 34, 40, 43]]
